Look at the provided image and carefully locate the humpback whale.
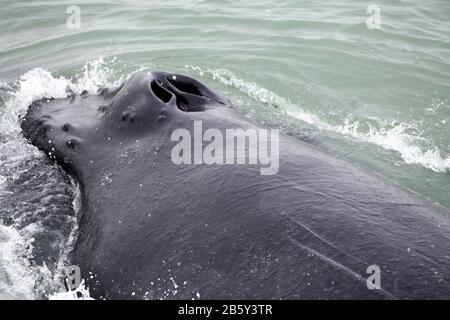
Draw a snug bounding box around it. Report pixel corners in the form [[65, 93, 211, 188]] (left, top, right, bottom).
[[21, 70, 450, 299]]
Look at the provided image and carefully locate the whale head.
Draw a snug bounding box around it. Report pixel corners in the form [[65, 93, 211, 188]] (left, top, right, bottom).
[[20, 70, 229, 177]]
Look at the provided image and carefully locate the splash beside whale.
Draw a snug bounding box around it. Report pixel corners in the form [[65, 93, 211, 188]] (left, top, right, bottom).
[[21, 70, 450, 299]]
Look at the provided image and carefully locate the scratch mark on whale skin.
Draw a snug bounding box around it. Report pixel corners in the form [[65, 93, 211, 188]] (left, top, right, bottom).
[[288, 237, 397, 300]]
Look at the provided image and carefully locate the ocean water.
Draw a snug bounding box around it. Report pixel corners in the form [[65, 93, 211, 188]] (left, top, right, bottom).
[[0, 0, 449, 299]]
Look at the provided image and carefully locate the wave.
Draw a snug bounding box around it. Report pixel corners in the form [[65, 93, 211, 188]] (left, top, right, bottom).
[[0, 57, 121, 138], [48, 280, 93, 300], [0, 224, 46, 299], [0, 57, 118, 299], [186, 65, 450, 173]]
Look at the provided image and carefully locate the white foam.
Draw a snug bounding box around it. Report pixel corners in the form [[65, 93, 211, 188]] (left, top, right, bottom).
[[69, 57, 118, 94], [47, 180, 94, 300], [0, 225, 33, 299], [0, 175, 6, 189], [0, 57, 116, 300], [48, 281, 93, 300], [187, 65, 450, 173], [346, 122, 450, 173], [1, 57, 121, 138], [0, 224, 46, 299]]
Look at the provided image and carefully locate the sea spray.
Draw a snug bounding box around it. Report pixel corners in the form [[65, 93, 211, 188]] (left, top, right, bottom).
[[0, 57, 118, 299]]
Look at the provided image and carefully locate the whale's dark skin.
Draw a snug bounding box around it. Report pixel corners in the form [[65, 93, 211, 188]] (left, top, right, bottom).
[[21, 71, 450, 300]]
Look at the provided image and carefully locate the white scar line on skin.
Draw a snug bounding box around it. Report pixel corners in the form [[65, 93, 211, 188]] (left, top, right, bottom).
[[171, 121, 280, 175]]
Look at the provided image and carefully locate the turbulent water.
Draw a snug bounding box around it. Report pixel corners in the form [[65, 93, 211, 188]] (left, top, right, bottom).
[[0, 0, 449, 299]]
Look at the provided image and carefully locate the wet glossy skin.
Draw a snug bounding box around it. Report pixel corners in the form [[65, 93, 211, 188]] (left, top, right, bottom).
[[22, 71, 450, 299]]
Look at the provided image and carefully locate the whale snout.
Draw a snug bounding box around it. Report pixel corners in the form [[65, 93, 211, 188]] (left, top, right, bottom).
[[20, 70, 230, 175]]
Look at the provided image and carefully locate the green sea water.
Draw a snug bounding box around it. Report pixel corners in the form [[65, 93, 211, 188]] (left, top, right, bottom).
[[0, 0, 449, 299]]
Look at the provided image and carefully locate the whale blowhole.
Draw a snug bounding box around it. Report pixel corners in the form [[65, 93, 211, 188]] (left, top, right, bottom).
[[150, 80, 173, 104]]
